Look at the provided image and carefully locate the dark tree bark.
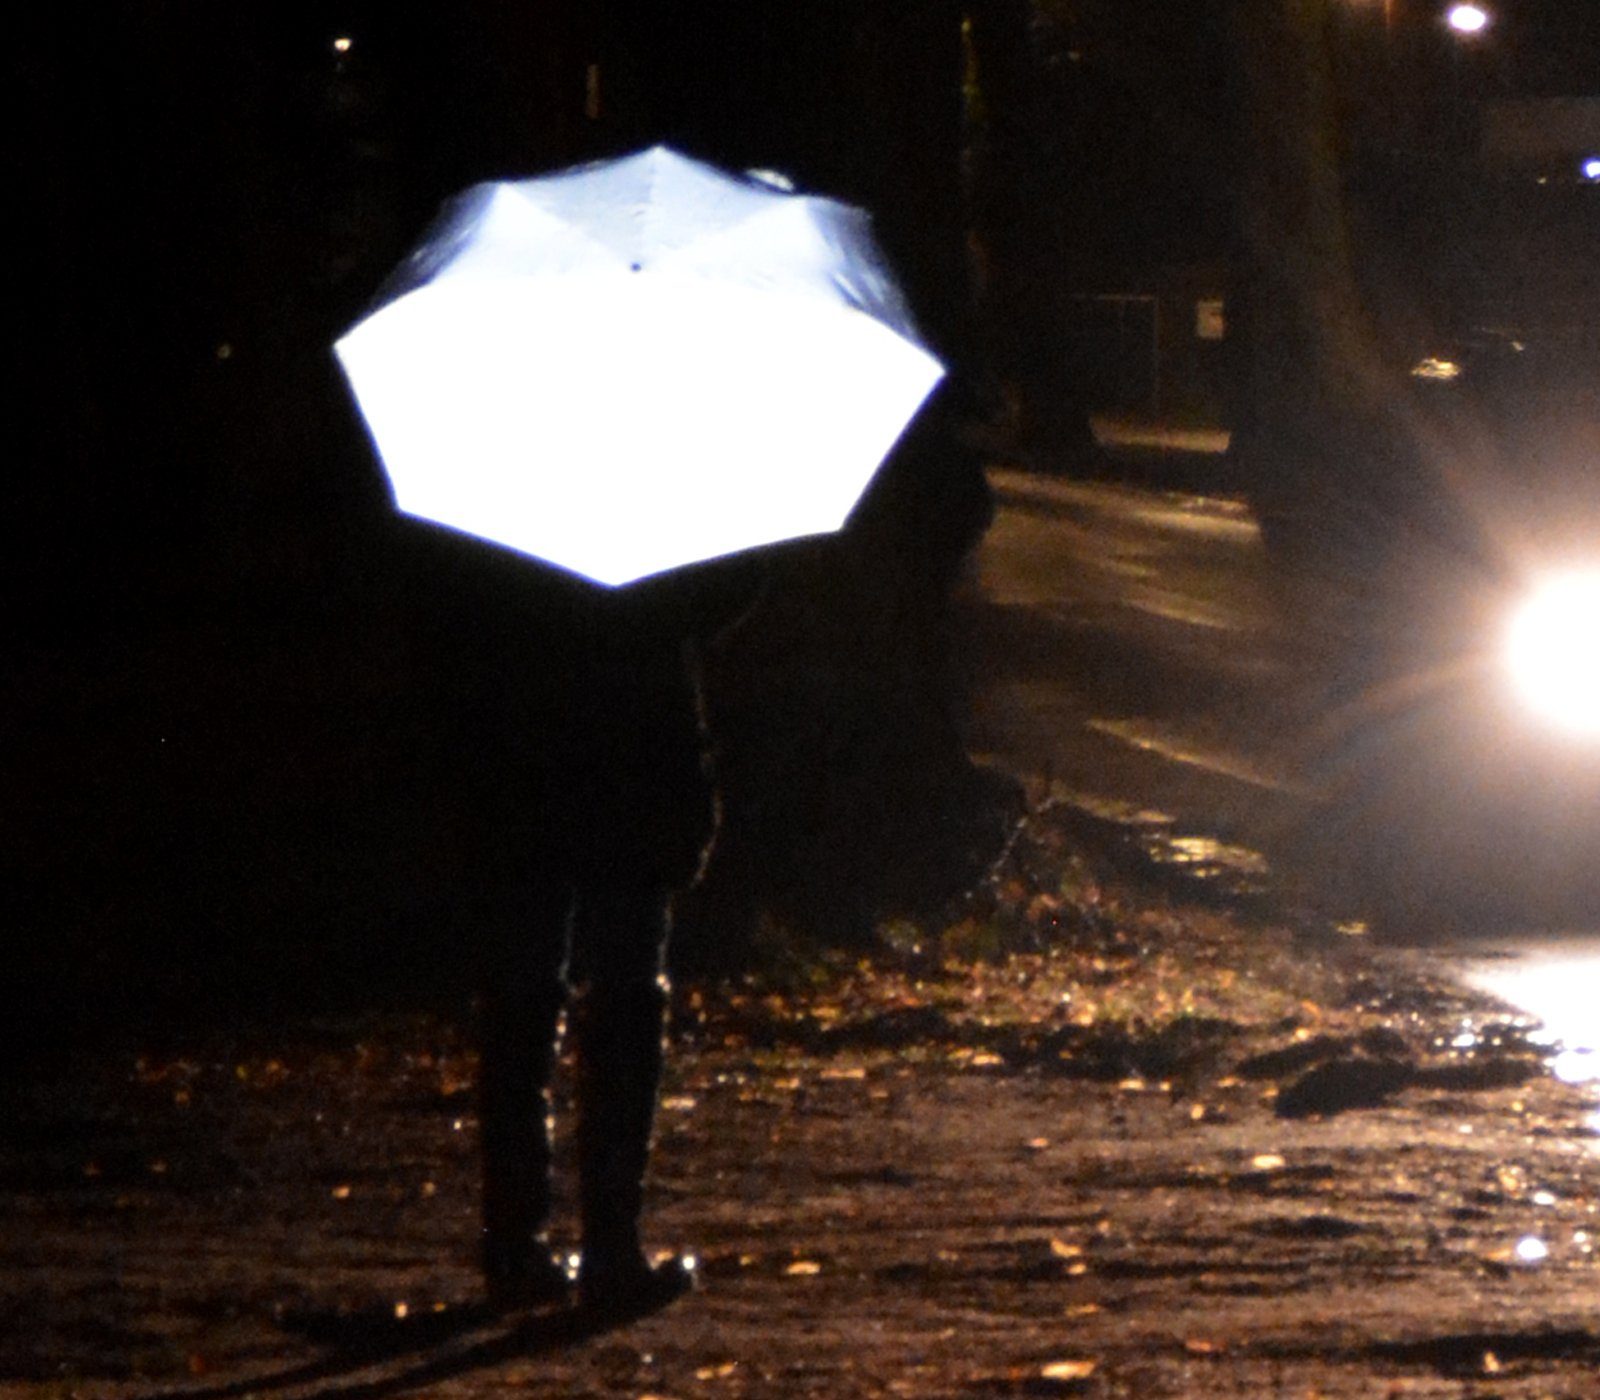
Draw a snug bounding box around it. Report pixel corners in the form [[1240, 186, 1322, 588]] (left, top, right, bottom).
[[964, 0, 1099, 461], [1225, 0, 1479, 604]]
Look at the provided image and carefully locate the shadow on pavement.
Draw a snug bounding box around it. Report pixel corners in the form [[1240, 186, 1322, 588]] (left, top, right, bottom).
[[127, 1298, 651, 1400], [1366, 1328, 1600, 1379]]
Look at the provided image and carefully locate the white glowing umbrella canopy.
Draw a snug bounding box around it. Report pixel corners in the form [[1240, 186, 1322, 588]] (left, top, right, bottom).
[[335, 146, 945, 586]]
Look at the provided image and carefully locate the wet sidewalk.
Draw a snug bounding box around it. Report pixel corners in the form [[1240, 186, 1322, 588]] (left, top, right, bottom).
[[4, 804, 1599, 1399]]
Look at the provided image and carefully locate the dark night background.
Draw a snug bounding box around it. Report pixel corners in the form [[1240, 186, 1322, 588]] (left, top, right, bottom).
[[8, 2, 1018, 1043], [7, 2, 1597, 1044]]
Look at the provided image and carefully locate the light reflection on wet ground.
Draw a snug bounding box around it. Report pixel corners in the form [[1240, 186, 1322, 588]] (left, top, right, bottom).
[[978, 465, 1600, 1182], [1443, 936, 1600, 1151], [1445, 935, 1600, 1080], [1083, 717, 1300, 794]]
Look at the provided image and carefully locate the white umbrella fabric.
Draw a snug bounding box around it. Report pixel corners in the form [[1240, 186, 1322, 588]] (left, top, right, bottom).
[[335, 145, 945, 587]]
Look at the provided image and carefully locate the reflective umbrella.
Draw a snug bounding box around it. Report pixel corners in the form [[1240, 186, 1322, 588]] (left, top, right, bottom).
[[335, 145, 945, 587]]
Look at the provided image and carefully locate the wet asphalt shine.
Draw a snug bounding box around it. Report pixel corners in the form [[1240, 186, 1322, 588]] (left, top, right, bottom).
[[966, 455, 1600, 1071]]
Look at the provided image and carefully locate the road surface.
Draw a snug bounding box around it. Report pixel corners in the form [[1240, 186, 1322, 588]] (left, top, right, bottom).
[[963, 464, 1600, 1069], [967, 468, 1298, 838], [5, 458, 1600, 1400]]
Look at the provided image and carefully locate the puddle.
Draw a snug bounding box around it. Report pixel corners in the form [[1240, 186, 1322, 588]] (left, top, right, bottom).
[[1443, 934, 1600, 1080]]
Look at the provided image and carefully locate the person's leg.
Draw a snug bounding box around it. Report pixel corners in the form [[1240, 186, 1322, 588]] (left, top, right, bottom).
[[567, 884, 693, 1311], [477, 883, 574, 1307]]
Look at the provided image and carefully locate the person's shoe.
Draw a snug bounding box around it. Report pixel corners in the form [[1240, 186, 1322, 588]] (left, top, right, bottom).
[[576, 1250, 695, 1319], [484, 1246, 575, 1313]]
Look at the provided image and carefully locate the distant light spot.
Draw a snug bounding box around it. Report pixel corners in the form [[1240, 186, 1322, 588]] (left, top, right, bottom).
[[1411, 355, 1462, 381], [1446, 4, 1490, 36]]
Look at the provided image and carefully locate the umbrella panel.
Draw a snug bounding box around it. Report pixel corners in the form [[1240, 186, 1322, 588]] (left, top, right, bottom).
[[337, 275, 943, 586]]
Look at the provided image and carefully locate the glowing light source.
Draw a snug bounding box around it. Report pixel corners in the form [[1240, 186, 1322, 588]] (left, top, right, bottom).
[[333, 36, 353, 54], [1506, 570, 1600, 737], [1411, 355, 1463, 381], [1446, 4, 1490, 35], [1582, 156, 1600, 183]]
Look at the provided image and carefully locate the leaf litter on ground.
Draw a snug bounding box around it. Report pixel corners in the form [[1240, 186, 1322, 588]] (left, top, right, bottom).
[[7, 791, 1599, 1396], [683, 795, 1556, 1119]]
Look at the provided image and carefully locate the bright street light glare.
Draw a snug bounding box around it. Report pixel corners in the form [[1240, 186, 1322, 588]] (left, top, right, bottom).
[[1582, 156, 1600, 183], [1446, 4, 1491, 35], [1506, 570, 1600, 737]]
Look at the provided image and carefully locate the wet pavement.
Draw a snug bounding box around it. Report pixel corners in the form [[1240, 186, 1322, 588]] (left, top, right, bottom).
[[3, 816, 1599, 1398], [971, 470, 1299, 800], [7, 441, 1600, 1397], [964, 461, 1600, 1069], [965, 469, 1304, 866]]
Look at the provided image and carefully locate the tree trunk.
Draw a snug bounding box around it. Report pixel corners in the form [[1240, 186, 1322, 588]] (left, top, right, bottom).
[[964, 0, 1098, 462]]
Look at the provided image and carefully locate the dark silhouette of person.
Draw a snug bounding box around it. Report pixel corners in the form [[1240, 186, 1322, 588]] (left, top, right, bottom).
[[400, 526, 749, 1317], [680, 378, 1002, 951]]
